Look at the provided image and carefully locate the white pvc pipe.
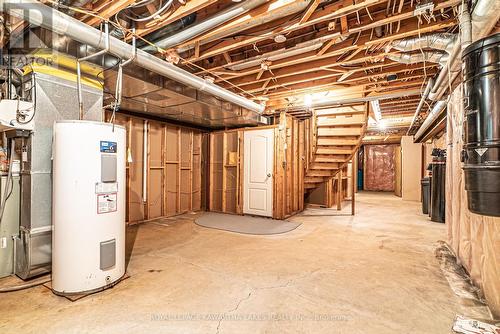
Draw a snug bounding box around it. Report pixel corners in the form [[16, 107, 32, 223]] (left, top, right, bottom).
[[413, 100, 447, 142], [407, 78, 433, 135], [142, 120, 148, 203]]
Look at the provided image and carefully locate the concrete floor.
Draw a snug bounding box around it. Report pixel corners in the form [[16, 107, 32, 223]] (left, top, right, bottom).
[[0, 192, 463, 333]]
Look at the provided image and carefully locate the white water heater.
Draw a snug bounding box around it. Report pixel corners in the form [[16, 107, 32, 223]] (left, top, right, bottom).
[[52, 121, 126, 295]]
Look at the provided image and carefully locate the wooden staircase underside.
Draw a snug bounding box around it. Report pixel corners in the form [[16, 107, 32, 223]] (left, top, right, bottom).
[[304, 106, 367, 190]]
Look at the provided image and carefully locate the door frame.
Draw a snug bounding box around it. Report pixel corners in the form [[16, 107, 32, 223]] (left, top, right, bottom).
[[243, 128, 274, 217]]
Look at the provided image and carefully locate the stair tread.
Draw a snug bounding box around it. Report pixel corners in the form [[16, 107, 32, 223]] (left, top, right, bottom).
[[304, 108, 366, 192]]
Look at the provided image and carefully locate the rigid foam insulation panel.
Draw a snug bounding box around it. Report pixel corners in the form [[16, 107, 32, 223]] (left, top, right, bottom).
[[446, 85, 500, 317], [401, 136, 423, 201], [106, 112, 205, 223], [364, 144, 396, 192], [208, 113, 307, 219]]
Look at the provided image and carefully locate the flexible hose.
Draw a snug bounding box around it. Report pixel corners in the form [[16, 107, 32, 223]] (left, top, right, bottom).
[[0, 276, 51, 293], [125, 0, 174, 22]]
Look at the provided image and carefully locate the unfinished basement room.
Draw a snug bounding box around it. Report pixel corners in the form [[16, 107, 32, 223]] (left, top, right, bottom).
[[0, 0, 499, 333]]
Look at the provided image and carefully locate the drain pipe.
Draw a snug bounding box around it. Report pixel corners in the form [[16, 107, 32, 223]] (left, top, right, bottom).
[[413, 100, 447, 142], [406, 78, 434, 135], [141, 0, 268, 53], [77, 21, 110, 119], [1, 0, 265, 114]]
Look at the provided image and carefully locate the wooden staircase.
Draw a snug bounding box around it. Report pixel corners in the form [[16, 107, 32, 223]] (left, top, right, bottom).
[[304, 105, 368, 190]]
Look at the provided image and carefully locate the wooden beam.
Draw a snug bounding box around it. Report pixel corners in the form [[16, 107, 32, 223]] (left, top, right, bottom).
[[194, 41, 200, 59], [186, 0, 391, 62], [234, 64, 437, 94], [223, 52, 232, 64], [340, 15, 349, 34], [300, 0, 321, 24], [190, 0, 459, 66], [82, 0, 136, 27], [211, 18, 455, 84]]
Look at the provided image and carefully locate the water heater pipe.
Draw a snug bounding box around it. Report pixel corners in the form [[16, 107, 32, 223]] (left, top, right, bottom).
[[143, 120, 148, 203], [1, 0, 265, 114], [406, 78, 434, 135], [76, 21, 110, 120], [413, 100, 447, 142]]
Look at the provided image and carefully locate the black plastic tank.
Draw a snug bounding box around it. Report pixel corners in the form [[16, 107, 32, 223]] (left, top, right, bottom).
[[462, 33, 500, 217], [421, 177, 430, 214], [430, 150, 446, 223]]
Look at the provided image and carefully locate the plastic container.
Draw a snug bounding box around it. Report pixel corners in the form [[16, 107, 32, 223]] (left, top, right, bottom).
[[462, 33, 500, 217], [421, 177, 430, 214]]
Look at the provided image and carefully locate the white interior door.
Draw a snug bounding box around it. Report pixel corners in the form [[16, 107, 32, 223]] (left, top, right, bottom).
[[243, 129, 274, 217]]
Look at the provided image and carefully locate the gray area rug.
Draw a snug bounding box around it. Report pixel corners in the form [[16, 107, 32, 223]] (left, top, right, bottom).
[[195, 212, 301, 235]]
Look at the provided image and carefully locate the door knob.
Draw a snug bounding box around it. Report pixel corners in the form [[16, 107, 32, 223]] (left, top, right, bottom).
[[267, 173, 272, 177]]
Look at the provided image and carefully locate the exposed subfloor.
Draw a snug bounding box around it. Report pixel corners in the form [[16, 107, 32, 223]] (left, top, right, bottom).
[[1, 192, 463, 333]]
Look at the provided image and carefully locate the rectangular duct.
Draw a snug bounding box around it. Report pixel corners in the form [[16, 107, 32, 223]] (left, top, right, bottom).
[[105, 68, 268, 129]]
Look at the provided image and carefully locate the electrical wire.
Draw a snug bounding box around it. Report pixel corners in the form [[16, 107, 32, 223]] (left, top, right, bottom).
[[15, 69, 37, 125], [0, 275, 51, 293], [124, 0, 175, 22]]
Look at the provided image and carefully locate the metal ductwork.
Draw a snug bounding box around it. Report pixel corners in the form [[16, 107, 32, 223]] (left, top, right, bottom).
[[104, 69, 267, 128], [174, 0, 312, 54], [413, 100, 447, 142], [413, 0, 500, 142], [386, 52, 448, 66], [1, 0, 265, 114], [141, 0, 269, 53], [386, 33, 457, 54], [428, 0, 500, 102], [226, 34, 349, 72]]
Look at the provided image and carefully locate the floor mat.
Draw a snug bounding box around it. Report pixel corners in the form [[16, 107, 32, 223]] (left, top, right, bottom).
[[195, 212, 301, 235]]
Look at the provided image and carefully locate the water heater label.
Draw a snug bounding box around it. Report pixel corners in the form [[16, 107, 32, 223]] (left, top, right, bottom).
[[95, 182, 118, 194], [97, 193, 117, 214], [100, 141, 117, 153]]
